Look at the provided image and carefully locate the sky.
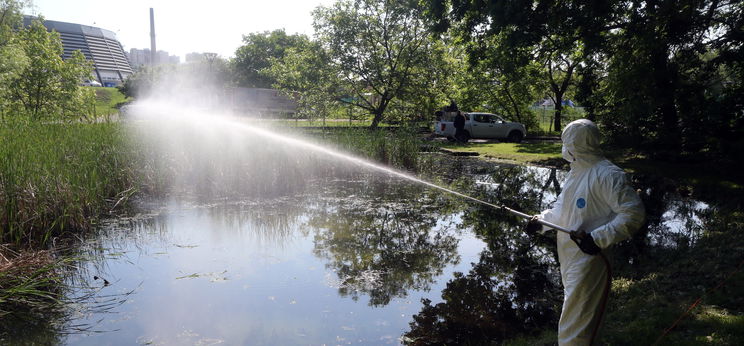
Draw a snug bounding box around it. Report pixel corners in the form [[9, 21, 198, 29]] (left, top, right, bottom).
[[30, 0, 337, 61]]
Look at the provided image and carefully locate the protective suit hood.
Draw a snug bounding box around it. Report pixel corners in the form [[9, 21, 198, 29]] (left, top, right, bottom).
[[561, 119, 603, 165]]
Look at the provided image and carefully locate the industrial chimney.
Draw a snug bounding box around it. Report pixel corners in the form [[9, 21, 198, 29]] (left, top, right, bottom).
[[150, 8, 157, 65]]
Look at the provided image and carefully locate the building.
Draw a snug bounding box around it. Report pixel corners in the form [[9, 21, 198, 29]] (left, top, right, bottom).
[[25, 16, 133, 87], [228, 88, 298, 117], [128, 48, 180, 68]]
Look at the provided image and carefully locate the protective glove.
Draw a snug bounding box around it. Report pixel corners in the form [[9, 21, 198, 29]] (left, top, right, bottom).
[[523, 215, 543, 236], [570, 230, 601, 255]]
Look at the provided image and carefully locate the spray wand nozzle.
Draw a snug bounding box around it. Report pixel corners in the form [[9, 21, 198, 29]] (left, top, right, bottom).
[[496, 204, 572, 234]]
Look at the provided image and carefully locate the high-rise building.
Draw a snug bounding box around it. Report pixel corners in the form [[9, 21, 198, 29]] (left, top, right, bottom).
[[127, 48, 180, 68]]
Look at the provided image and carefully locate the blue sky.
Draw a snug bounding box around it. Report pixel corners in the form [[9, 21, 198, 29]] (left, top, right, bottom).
[[30, 0, 336, 60]]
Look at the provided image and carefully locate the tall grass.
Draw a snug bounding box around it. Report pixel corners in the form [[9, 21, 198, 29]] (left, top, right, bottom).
[[0, 119, 138, 244], [321, 127, 424, 171]]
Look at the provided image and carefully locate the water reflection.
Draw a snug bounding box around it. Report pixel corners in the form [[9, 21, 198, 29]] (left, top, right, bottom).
[[306, 178, 461, 306], [405, 164, 564, 344], [43, 171, 482, 345]]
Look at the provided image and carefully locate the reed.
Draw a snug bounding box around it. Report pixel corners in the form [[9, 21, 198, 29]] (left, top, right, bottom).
[[0, 119, 139, 245], [321, 127, 424, 171]]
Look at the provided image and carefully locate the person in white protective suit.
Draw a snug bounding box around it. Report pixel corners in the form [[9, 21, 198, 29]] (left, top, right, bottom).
[[525, 119, 645, 345]]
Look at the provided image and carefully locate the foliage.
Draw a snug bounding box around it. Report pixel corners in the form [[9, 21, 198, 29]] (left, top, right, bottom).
[[231, 29, 310, 88], [267, 40, 341, 123], [313, 0, 440, 128], [116, 64, 174, 99], [118, 54, 232, 102], [426, 0, 744, 162], [1, 18, 94, 120], [322, 127, 424, 170], [461, 32, 542, 129]]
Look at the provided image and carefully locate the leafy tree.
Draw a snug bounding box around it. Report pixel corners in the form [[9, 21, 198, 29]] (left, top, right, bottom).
[[313, 0, 436, 128], [267, 41, 341, 124], [4, 19, 94, 120], [427, 1, 585, 131], [231, 29, 309, 88], [460, 32, 541, 128], [0, 0, 30, 116]]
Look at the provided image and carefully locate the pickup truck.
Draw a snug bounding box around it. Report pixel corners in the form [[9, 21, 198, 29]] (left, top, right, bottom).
[[434, 112, 527, 142]]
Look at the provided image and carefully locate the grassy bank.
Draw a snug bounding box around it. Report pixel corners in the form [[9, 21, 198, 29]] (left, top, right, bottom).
[[91, 87, 128, 117], [0, 120, 138, 244], [437, 141, 564, 166]]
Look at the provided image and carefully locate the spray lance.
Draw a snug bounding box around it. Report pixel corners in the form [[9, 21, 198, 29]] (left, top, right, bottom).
[[419, 181, 573, 234]]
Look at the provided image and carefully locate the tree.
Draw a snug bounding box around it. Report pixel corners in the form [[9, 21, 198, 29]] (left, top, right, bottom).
[[313, 0, 435, 128], [267, 41, 340, 124], [231, 29, 309, 88], [426, 1, 584, 131], [461, 32, 541, 128], [4, 18, 94, 120]]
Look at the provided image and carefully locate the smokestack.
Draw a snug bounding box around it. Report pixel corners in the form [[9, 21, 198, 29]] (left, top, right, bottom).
[[150, 8, 157, 65]]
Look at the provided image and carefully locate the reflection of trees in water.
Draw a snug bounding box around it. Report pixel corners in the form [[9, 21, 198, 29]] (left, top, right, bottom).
[[405, 246, 560, 345], [405, 162, 741, 345], [405, 164, 564, 344], [306, 177, 461, 307]]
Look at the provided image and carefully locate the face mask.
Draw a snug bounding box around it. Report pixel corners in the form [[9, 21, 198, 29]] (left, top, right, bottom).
[[562, 145, 575, 162]]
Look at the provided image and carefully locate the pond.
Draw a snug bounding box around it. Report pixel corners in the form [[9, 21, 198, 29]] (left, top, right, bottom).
[[34, 157, 574, 345], [63, 174, 491, 345]]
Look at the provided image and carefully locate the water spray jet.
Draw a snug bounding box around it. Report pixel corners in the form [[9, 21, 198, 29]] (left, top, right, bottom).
[[130, 101, 571, 233]]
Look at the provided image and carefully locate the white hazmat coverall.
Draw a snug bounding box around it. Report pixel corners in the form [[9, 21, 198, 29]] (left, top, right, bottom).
[[539, 119, 645, 345]]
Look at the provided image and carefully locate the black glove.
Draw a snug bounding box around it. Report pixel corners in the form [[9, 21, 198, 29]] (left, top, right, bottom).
[[570, 230, 601, 255], [523, 216, 542, 236]]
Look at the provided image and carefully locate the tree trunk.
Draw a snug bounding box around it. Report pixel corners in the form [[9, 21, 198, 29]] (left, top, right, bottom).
[[554, 95, 563, 132], [369, 97, 390, 129], [370, 111, 383, 129], [651, 46, 679, 153]]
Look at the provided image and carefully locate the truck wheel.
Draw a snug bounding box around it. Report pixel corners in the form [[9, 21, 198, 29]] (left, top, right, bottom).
[[507, 131, 523, 143]]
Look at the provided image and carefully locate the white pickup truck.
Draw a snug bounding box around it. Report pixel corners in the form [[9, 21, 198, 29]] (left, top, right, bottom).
[[435, 112, 527, 142]]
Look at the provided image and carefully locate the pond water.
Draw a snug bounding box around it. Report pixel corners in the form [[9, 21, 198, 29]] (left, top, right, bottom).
[[62, 170, 511, 345], [6, 140, 721, 345]]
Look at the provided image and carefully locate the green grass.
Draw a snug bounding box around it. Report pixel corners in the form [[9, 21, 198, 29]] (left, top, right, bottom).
[[271, 118, 375, 127], [0, 119, 139, 244], [438, 141, 563, 166], [90, 87, 128, 117], [318, 127, 424, 170]]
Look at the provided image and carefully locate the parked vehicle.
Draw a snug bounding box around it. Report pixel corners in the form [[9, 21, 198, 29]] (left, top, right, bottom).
[[435, 112, 527, 142], [81, 80, 102, 87]]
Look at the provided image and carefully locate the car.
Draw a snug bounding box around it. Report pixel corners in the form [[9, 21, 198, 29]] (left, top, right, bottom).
[[434, 112, 527, 142], [81, 80, 102, 87]]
